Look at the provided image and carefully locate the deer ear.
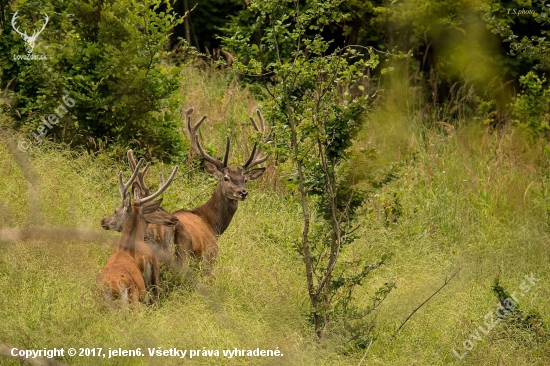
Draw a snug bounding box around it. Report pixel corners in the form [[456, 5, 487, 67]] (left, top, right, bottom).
[[142, 199, 163, 215], [245, 167, 266, 181], [203, 160, 224, 179]]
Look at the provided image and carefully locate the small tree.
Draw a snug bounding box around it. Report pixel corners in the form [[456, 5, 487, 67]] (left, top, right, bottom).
[[222, 0, 394, 343], [510, 71, 550, 139]]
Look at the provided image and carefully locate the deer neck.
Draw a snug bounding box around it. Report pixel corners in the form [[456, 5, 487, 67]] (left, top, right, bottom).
[[119, 207, 145, 255], [195, 183, 238, 237]]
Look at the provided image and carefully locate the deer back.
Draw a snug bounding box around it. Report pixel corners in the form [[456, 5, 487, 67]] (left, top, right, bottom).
[[98, 251, 146, 306]]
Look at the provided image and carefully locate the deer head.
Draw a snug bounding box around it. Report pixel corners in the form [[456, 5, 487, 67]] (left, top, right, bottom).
[[185, 107, 270, 201], [101, 157, 178, 231], [118, 166, 179, 250], [11, 12, 49, 54]]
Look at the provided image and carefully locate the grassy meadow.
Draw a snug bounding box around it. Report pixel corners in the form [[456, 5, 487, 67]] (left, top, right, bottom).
[[0, 68, 549, 365]]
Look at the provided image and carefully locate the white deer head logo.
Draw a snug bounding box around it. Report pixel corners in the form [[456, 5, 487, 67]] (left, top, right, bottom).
[[11, 12, 49, 54]]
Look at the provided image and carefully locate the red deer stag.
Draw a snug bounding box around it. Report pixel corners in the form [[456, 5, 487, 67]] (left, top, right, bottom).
[[98, 158, 146, 306], [171, 107, 271, 267], [101, 151, 178, 266], [100, 160, 179, 302]]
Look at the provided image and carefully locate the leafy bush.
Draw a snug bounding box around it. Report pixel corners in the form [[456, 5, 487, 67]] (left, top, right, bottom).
[[510, 71, 550, 139], [1, 0, 187, 159], [484, 0, 550, 71]]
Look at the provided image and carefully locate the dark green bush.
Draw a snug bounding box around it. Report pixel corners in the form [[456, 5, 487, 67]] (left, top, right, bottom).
[[1, 0, 187, 159]]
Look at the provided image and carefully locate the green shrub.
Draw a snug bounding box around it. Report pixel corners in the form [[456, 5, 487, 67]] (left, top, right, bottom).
[[1, 0, 186, 159], [510, 71, 550, 139], [221, 0, 393, 345]]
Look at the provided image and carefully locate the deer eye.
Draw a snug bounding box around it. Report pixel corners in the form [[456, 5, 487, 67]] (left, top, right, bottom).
[[224, 176, 230, 182]]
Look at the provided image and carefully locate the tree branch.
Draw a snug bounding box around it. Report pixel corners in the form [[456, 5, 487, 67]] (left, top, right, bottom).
[[392, 266, 462, 338], [357, 339, 373, 366]]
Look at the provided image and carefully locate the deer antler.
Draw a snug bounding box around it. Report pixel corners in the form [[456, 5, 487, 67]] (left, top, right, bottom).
[[127, 150, 152, 196], [11, 12, 28, 39], [32, 13, 49, 39], [185, 107, 229, 170], [134, 166, 179, 205], [118, 158, 145, 203], [242, 109, 271, 170]]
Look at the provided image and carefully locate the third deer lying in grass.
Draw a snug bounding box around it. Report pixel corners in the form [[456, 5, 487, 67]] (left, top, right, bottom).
[[100, 159, 178, 304]]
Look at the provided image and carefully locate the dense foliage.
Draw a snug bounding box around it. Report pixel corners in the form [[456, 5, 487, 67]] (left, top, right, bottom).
[[1, 0, 186, 159], [2, 0, 549, 155]]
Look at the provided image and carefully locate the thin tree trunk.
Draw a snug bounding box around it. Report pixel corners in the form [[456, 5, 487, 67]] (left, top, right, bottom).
[[288, 94, 322, 336], [284, 81, 319, 336], [93, 0, 103, 43], [183, 0, 191, 44], [190, 15, 200, 51], [272, 25, 319, 337]]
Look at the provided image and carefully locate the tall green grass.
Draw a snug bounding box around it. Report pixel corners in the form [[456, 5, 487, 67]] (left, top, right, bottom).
[[0, 67, 549, 365], [350, 106, 550, 365], [0, 140, 333, 366]]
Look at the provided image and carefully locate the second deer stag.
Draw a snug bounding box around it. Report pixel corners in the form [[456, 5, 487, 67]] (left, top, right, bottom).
[[100, 160, 178, 302]]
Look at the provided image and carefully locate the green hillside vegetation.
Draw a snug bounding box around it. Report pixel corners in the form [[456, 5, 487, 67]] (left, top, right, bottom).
[[0, 67, 549, 365]]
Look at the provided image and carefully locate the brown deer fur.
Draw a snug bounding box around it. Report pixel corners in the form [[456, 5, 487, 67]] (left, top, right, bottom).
[[172, 170, 239, 266], [98, 251, 146, 306], [98, 198, 156, 306], [99, 198, 172, 306]]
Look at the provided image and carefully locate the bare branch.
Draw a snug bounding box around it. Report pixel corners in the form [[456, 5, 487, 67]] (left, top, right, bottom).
[[357, 339, 373, 366], [392, 267, 463, 338]]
